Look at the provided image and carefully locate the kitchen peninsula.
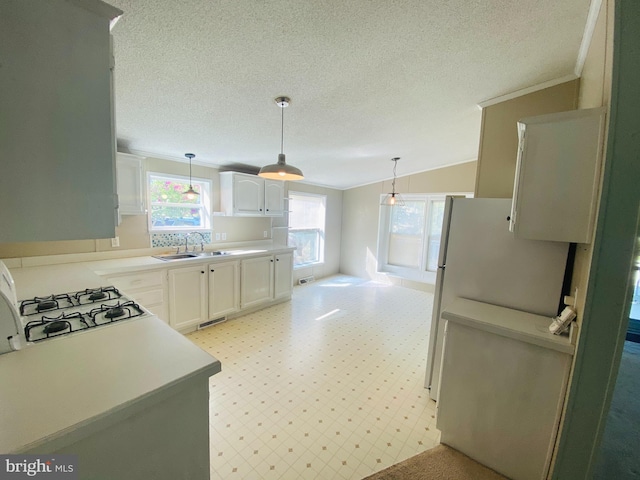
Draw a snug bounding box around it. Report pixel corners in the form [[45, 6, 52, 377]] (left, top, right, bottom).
[[0, 263, 221, 480]]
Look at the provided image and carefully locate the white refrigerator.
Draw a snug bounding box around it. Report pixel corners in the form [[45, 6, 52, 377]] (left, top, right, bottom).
[[424, 197, 570, 400]]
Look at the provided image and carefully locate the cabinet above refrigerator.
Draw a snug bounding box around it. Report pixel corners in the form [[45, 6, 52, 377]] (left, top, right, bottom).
[[510, 107, 607, 243]]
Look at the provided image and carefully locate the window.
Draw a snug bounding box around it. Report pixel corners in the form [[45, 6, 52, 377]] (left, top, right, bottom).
[[148, 173, 211, 231], [288, 192, 326, 267], [378, 193, 470, 282]]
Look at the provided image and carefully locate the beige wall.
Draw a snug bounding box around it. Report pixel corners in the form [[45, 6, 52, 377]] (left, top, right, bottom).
[[475, 79, 580, 198], [571, 0, 614, 327], [340, 161, 477, 286], [282, 183, 343, 283]]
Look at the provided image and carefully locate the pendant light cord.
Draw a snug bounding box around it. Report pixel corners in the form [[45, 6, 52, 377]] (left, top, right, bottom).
[[280, 103, 285, 155], [189, 157, 193, 186], [392, 158, 398, 194]]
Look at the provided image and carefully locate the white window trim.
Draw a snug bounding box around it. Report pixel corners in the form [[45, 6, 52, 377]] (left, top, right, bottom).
[[147, 171, 212, 233], [288, 191, 327, 269], [376, 192, 473, 283]]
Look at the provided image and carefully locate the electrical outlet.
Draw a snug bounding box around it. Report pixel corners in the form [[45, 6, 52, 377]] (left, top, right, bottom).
[[263, 230, 268, 238], [215, 233, 221, 241], [111, 236, 120, 248], [221, 233, 227, 241]]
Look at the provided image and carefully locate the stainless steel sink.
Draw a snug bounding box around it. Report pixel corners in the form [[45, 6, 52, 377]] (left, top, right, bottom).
[[152, 253, 199, 261], [195, 251, 229, 257], [152, 251, 230, 261]]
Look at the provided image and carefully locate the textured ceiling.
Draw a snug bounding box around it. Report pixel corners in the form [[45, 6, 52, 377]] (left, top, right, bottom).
[[110, 0, 591, 189]]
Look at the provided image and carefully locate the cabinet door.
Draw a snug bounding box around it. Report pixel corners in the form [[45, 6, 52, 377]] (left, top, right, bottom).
[[0, 0, 120, 242], [510, 107, 606, 243], [168, 266, 207, 331], [240, 256, 274, 309], [264, 180, 285, 216], [233, 174, 265, 215], [116, 153, 145, 215], [274, 253, 293, 299], [208, 261, 239, 319]]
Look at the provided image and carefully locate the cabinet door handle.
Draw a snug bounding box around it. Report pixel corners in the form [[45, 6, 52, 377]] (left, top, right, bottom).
[[270, 259, 274, 262], [260, 208, 263, 211], [266, 209, 269, 211], [201, 271, 205, 274], [276, 258, 280, 261], [210, 269, 214, 272]]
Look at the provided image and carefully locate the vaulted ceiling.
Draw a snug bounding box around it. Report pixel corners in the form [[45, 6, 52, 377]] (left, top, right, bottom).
[[110, 0, 591, 189]]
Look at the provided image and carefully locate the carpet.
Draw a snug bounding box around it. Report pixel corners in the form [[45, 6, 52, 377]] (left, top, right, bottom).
[[593, 340, 640, 479], [363, 444, 509, 480]]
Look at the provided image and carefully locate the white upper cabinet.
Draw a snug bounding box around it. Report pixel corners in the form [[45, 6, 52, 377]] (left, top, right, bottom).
[[116, 153, 146, 215], [509, 107, 607, 243], [220, 172, 285, 217], [0, 0, 122, 242], [264, 180, 285, 216]]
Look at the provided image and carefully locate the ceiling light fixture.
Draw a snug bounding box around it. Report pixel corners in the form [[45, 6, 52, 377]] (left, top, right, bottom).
[[183, 153, 199, 199], [381, 157, 405, 207], [258, 96, 304, 181]]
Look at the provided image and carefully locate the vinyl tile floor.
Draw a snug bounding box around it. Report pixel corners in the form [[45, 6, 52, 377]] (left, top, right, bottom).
[[187, 275, 440, 480]]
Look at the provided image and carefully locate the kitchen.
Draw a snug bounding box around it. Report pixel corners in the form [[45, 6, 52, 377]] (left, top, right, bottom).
[[1, 0, 637, 479]]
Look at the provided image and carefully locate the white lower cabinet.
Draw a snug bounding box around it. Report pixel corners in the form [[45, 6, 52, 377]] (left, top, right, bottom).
[[274, 253, 293, 299], [241, 253, 293, 309], [102, 250, 293, 332], [240, 256, 274, 309], [168, 265, 208, 331], [104, 270, 169, 323], [208, 260, 240, 319]]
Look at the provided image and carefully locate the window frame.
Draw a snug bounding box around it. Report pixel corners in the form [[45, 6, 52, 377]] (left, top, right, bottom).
[[147, 171, 212, 233], [287, 191, 327, 269], [377, 193, 473, 283]]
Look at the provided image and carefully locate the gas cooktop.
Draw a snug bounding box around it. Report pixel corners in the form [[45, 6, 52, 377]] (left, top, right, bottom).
[[19, 286, 149, 343]]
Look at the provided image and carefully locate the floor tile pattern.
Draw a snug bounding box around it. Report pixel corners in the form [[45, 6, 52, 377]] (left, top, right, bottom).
[[187, 275, 440, 480]]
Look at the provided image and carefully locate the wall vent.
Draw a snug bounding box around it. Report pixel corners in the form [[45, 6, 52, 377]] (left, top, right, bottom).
[[198, 317, 226, 330], [298, 275, 315, 285]]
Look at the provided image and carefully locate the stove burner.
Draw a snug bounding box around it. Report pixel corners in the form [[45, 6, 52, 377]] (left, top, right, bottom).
[[75, 286, 121, 304], [36, 300, 58, 312], [43, 320, 69, 334], [24, 312, 85, 342], [89, 291, 107, 301], [105, 307, 125, 319], [20, 293, 75, 316]]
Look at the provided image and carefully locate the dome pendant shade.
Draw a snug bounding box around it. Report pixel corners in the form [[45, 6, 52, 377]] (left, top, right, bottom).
[[259, 153, 304, 180], [259, 96, 304, 181]]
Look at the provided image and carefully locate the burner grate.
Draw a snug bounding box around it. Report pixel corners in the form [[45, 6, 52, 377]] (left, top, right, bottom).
[[20, 293, 75, 316], [89, 300, 145, 326], [75, 286, 121, 304], [24, 311, 89, 342]]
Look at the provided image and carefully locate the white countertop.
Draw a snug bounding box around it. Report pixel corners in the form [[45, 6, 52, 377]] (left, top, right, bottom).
[[0, 316, 221, 453], [10, 263, 108, 299], [6, 245, 295, 294], [85, 245, 295, 276], [441, 298, 575, 355]]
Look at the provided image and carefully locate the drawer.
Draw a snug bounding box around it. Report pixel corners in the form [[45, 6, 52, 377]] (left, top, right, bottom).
[[108, 271, 164, 291], [128, 288, 164, 307]]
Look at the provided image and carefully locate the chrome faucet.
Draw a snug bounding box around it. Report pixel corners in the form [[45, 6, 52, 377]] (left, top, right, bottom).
[[184, 231, 207, 252]]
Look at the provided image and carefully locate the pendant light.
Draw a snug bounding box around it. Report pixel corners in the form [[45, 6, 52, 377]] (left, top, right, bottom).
[[183, 153, 199, 199], [380, 157, 405, 207], [258, 96, 304, 181]]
